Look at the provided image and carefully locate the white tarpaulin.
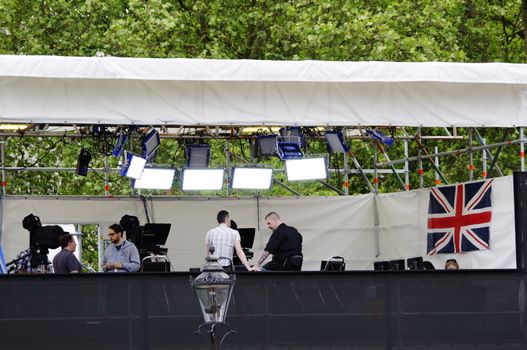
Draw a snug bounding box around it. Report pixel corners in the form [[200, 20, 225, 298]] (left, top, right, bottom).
[[0, 55, 526, 127], [0, 176, 515, 271]]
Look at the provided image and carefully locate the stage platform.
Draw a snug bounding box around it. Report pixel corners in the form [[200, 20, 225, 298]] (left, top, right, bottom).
[[0, 270, 526, 349]]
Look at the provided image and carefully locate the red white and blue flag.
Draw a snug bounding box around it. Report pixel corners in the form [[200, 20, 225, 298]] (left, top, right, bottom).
[[427, 179, 493, 255]]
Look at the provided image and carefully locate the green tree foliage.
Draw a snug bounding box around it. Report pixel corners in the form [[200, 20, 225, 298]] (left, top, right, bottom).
[[0, 0, 525, 197]]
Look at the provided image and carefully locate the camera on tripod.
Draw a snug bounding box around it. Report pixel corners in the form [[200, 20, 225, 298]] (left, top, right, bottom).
[[22, 213, 64, 269]]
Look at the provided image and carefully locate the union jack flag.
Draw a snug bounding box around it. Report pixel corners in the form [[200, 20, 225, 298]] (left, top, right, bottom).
[[427, 179, 493, 255]]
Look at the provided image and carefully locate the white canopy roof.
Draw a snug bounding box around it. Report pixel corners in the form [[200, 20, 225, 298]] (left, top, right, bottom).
[[0, 55, 526, 127]]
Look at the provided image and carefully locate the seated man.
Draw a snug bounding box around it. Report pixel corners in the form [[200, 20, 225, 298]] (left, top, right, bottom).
[[53, 234, 82, 273], [253, 212, 303, 271], [205, 210, 252, 272]]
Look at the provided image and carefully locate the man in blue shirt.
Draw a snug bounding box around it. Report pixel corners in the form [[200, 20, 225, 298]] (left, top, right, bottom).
[[102, 224, 140, 273], [53, 234, 82, 273]]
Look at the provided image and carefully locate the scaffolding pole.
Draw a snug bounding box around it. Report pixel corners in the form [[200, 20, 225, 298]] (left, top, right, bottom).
[[473, 128, 504, 177], [418, 128, 423, 188], [225, 140, 231, 197], [404, 139, 410, 190], [1, 138, 5, 196], [377, 139, 521, 167], [488, 129, 511, 177], [435, 146, 440, 186], [521, 127, 525, 172], [468, 128, 473, 181], [482, 138, 487, 179], [348, 151, 374, 192]]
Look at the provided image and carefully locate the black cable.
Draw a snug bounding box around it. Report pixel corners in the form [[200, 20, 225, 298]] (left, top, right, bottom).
[[10, 134, 69, 171], [140, 195, 151, 223]]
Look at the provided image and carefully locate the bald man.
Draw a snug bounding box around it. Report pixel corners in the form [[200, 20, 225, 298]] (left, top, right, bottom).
[[253, 212, 303, 271]]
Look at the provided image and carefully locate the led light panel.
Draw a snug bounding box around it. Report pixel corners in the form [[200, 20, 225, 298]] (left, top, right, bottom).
[[231, 168, 273, 189], [285, 157, 327, 181], [182, 169, 224, 191], [134, 168, 175, 190]]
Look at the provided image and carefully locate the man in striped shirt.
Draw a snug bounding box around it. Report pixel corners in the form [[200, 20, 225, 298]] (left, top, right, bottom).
[[205, 210, 253, 272]]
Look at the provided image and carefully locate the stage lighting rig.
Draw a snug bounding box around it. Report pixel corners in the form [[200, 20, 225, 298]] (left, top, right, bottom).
[[325, 130, 350, 153], [76, 148, 92, 176], [185, 144, 211, 168], [142, 129, 160, 163], [133, 168, 176, 190], [285, 157, 328, 181], [120, 151, 146, 179]]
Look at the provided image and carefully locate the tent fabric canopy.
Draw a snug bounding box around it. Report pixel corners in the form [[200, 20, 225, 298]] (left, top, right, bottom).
[[0, 55, 526, 127]]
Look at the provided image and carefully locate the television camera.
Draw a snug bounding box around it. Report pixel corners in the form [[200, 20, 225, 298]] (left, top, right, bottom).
[[7, 214, 64, 273]]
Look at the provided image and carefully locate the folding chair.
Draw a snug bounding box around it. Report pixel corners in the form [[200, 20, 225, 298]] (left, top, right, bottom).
[[141, 254, 171, 272], [321, 256, 346, 271]]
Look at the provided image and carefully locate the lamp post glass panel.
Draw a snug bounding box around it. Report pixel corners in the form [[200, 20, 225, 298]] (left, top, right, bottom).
[[191, 252, 236, 349], [191, 263, 235, 323]]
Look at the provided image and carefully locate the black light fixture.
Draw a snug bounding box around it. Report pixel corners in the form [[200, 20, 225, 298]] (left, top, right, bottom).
[[255, 134, 278, 157], [190, 245, 236, 349], [76, 148, 92, 176], [186, 144, 211, 168], [325, 130, 350, 153], [142, 129, 160, 162]]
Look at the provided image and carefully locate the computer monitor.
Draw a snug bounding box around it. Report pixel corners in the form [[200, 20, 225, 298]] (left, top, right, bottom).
[[237, 228, 255, 249], [374, 261, 390, 271], [141, 223, 171, 246], [389, 259, 406, 271], [407, 257, 424, 270]]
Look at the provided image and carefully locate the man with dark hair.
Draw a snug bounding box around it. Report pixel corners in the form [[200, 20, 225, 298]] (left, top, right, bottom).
[[53, 234, 82, 273], [253, 212, 303, 271], [103, 223, 140, 273], [206, 210, 253, 272]]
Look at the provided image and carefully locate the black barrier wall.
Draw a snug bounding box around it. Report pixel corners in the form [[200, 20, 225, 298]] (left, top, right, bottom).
[[0, 271, 526, 350]]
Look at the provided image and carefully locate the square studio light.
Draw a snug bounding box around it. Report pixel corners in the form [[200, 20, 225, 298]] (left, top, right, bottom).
[[231, 167, 273, 190], [185, 144, 211, 168], [181, 168, 224, 191], [285, 157, 327, 181], [133, 168, 176, 190], [325, 130, 350, 153], [120, 152, 147, 179], [255, 134, 278, 157], [142, 129, 160, 162]]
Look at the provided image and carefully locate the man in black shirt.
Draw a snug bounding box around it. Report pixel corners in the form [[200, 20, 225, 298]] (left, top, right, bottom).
[[254, 212, 303, 271], [53, 234, 82, 273]]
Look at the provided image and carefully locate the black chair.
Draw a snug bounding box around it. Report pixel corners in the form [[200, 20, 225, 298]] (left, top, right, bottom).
[[320, 256, 346, 271]]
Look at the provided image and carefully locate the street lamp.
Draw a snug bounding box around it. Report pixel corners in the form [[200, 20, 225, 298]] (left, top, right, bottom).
[[190, 246, 236, 349]]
